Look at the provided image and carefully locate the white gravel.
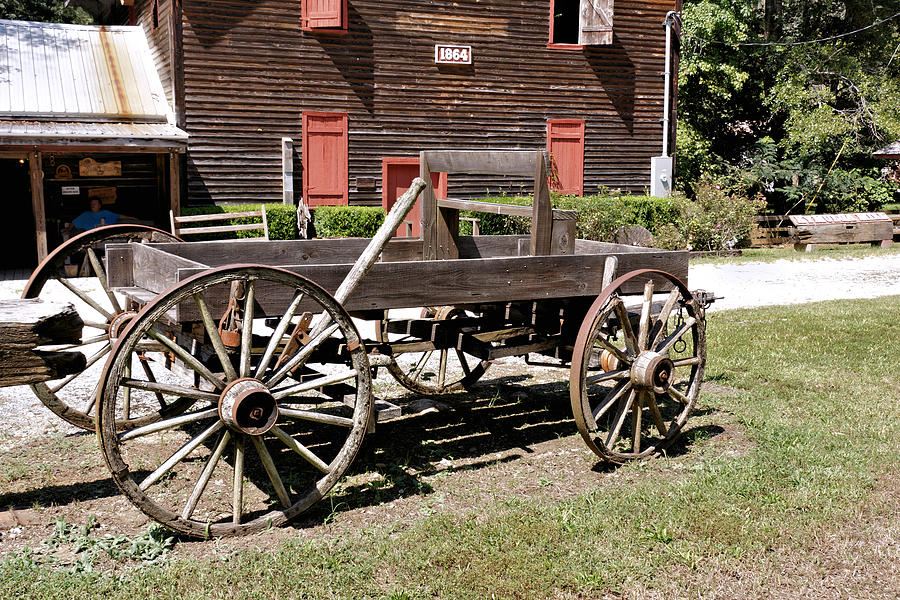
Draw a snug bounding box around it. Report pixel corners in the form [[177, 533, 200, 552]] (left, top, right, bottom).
[[1, 252, 899, 446]]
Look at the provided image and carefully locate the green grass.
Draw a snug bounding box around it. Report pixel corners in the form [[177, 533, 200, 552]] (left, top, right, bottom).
[[690, 243, 900, 265], [3, 297, 900, 598]]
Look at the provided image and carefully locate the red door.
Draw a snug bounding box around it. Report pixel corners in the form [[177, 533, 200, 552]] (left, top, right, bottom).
[[382, 158, 447, 237], [303, 112, 349, 206], [547, 119, 585, 196]]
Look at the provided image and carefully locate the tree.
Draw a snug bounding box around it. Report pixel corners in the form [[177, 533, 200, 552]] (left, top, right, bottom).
[[677, 0, 900, 213], [0, 0, 93, 24]]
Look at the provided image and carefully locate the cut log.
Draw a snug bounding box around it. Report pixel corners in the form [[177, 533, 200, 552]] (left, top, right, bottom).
[[0, 299, 86, 386]]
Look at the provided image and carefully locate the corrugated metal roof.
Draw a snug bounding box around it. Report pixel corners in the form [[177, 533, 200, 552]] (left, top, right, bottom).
[[0, 19, 173, 122], [0, 120, 187, 147]]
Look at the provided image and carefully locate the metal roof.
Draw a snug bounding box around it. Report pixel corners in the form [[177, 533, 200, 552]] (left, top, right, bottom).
[[0, 19, 173, 123], [874, 141, 900, 158]]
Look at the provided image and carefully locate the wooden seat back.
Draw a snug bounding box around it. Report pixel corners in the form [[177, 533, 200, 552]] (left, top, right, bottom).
[[170, 208, 269, 241]]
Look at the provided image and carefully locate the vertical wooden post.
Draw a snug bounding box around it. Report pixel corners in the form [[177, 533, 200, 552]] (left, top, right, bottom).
[[169, 150, 181, 217], [420, 152, 438, 260], [282, 137, 294, 205], [28, 150, 47, 262], [530, 150, 552, 256]]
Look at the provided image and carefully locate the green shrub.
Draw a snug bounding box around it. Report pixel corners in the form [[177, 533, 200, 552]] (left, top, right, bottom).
[[672, 179, 766, 251], [463, 194, 681, 241], [313, 205, 386, 238], [179, 204, 297, 240]]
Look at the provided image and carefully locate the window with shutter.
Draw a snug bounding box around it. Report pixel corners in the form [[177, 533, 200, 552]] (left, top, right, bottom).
[[301, 0, 347, 32], [303, 112, 349, 207], [549, 0, 614, 48]]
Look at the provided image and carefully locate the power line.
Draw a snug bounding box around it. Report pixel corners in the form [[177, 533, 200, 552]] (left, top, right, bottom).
[[683, 9, 900, 48]]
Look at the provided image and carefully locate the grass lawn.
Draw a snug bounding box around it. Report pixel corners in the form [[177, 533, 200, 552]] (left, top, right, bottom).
[[2, 296, 899, 599]]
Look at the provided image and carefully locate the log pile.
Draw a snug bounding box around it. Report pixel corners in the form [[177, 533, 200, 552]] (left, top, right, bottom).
[[0, 299, 85, 387]]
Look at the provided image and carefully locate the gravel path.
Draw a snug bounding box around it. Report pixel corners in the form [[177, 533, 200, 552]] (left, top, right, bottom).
[[1, 253, 899, 446]]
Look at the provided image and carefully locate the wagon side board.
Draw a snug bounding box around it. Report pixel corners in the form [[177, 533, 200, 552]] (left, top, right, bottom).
[[110, 242, 686, 322]]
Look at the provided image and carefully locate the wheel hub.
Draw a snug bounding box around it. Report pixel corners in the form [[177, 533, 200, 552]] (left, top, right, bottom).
[[630, 351, 674, 393], [218, 378, 279, 435]]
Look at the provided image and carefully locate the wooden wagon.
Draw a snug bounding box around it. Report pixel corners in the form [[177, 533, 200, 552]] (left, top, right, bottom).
[[22, 151, 710, 538]]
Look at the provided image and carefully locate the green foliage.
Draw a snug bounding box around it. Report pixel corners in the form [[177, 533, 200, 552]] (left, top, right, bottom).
[[672, 178, 767, 251], [464, 194, 682, 242], [679, 0, 900, 214], [0, 0, 93, 24], [179, 204, 297, 240], [313, 205, 386, 238]]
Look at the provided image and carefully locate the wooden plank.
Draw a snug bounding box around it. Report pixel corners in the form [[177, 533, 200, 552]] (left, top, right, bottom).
[[793, 222, 893, 245], [169, 151, 181, 217], [127, 242, 208, 294], [438, 198, 576, 221], [176, 211, 266, 222], [168, 250, 688, 319], [531, 150, 552, 256], [29, 151, 48, 262], [144, 238, 423, 268], [420, 152, 438, 261], [177, 223, 266, 235], [421, 150, 540, 176], [0, 299, 85, 387]]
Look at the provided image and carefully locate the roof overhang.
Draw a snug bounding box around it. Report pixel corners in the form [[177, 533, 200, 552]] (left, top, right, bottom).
[[0, 121, 187, 152], [874, 141, 900, 159]]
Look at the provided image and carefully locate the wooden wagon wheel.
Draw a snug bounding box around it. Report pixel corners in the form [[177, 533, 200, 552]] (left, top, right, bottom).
[[22, 224, 182, 431], [380, 306, 491, 395], [570, 269, 706, 464], [96, 265, 372, 538]]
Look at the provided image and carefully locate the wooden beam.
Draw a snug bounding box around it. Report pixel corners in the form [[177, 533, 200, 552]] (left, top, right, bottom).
[[421, 150, 541, 176], [169, 150, 181, 217], [530, 150, 552, 256], [282, 137, 294, 205], [28, 151, 47, 261]]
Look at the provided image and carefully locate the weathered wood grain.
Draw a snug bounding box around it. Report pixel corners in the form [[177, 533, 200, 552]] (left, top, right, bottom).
[[0, 299, 85, 386]]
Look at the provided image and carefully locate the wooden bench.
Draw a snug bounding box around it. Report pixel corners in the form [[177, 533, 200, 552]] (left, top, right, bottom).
[[789, 213, 893, 251], [170, 208, 269, 241]]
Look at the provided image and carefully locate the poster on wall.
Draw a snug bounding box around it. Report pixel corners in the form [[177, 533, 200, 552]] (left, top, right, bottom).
[[88, 187, 117, 204]]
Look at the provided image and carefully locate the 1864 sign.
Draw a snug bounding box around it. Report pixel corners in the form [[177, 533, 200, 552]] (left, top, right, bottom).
[[434, 44, 472, 65]]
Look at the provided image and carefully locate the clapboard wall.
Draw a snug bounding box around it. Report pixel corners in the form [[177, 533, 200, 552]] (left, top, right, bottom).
[[139, 0, 680, 206]]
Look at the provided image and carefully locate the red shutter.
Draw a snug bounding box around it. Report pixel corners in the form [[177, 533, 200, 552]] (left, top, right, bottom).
[[303, 112, 349, 207], [547, 119, 585, 196], [302, 0, 343, 29], [381, 158, 447, 237]]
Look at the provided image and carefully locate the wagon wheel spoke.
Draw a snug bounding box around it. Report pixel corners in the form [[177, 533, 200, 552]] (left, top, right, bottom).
[[649, 289, 680, 350], [147, 327, 227, 391], [86, 247, 122, 314], [409, 350, 434, 381], [51, 333, 109, 351], [232, 435, 246, 525], [456, 349, 473, 377], [266, 322, 341, 388], [666, 385, 690, 405], [193, 293, 238, 382], [672, 357, 703, 368], [49, 343, 110, 394], [646, 392, 668, 437], [250, 436, 292, 508], [239, 280, 256, 378], [278, 408, 354, 428], [271, 426, 330, 474], [656, 317, 697, 355], [137, 355, 169, 408], [122, 364, 132, 419], [271, 369, 358, 401], [182, 430, 232, 520], [255, 292, 305, 379], [637, 280, 654, 351], [437, 350, 449, 388], [586, 368, 629, 386], [612, 297, 637, 357], [631, 391, 645, 454], [139, 421, 225, 491], [118, 408, 219, 441], [83, 321, 110, 332], [592, 379, 632, 422], [53, 274, 114, 321], [605, 390, 635, 449]]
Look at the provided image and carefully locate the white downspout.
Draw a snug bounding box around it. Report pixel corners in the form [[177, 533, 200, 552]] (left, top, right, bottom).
[[661, 10, 677, 158]]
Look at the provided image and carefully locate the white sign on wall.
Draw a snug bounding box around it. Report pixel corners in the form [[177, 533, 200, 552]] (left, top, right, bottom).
[[435, 44, 472, 65], [61, 186, 80, 196]]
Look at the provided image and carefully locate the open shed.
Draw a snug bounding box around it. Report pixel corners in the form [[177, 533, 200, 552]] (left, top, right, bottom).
[[0, 19, 187, 266]]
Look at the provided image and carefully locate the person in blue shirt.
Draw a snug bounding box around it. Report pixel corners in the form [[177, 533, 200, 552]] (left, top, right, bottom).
[[71, 198, 121, 231]]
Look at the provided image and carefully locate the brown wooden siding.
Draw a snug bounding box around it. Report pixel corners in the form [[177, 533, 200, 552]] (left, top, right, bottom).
[[171, 0, 677, 206], [136, 0, 174, 110]]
